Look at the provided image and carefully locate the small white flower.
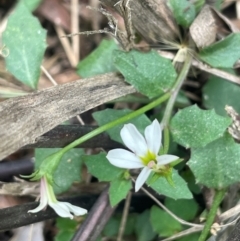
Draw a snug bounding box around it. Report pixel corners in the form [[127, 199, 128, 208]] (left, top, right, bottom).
[[28, 176, 87, 219], [106, 119, 179, 192]]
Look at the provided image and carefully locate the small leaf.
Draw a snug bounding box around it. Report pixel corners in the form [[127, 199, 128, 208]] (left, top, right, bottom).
[[150, 205, 182, 237], [35, 148, 84, 194], [203, 76, 240, 116], [21, 0, 42, 11], [113, 50, 177, 98], [165, 198, 199, 221], [56, 218, 78, 230], [2, 3, 47, 89], [77, 39, 118, 78], [109, 178, 132, 206], [93, 108, 151, 144], [135, 210, 156, 241], [103, 217, 120, 237], [83, 153, 124, 181], [147, 170, 193, 200], [169, 0, 196, 28], [199, 33, 240, 68], [170, 105, 231, 148], [189, 133, 240, 189]]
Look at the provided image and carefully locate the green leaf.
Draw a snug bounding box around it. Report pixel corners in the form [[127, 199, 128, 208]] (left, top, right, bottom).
[[169, 0, 196, 28], [189, 133, 240, 189], [150, 205, 182, 237], [113, 50, 177, 98], [109, 177, 132, 206], [103, 217, 120, 237], [77, 39, 118, 78], [35, 148, 84, 194], [55, 218, 78, 241], [170, 105, 231, 148], [147, 170, 193, 199], [2, 3, 46, 89], [93, 108, 151, 144], [21, 0, 42, 11], [199, 33, 240, 68], [56, 218, 78, 230], [83, 153, 124, 181], [203, 76, 240, 116], [135, 210, 156, 241], [165, 198, 199, 221], [104, 214, 136, 237]]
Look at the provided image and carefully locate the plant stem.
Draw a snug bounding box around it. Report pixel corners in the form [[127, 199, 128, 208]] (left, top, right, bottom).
[[198, 189, 226, 241], [62, 92, 170, 153], [161, 52, 192, 128]]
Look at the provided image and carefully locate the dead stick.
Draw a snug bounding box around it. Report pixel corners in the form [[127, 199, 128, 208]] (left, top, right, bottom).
[[0, 73, 135, 160]]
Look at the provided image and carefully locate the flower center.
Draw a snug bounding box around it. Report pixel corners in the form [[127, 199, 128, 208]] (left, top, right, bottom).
[[140, 150, 156, 166]]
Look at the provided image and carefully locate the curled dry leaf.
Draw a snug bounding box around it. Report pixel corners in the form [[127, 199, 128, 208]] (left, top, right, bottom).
[[225, 106, 240, 141], [190, 4, 239, 49], [190, 5, 217, 48], [100, 0, 179, 43]]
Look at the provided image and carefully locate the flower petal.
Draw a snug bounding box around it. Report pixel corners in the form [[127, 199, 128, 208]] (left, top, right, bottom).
[[107, 149, 144, 169], [120, 123, 148, 157], [62, 202, 88, 216], [156, 155, 179, 166], [144, 119, 162, 155], [28, 178, 48, 213], [135, 166, 152, 192], [49, 202, 74, 219], [28, 196, 48, 213]]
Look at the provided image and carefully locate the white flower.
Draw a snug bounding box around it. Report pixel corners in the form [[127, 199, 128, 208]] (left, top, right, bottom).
[[28, 176, 87, 219], [106, 119, 179, 192]]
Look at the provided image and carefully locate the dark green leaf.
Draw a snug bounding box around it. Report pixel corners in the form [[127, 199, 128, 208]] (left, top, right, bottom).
[[113, 50, 177, 98], [170, 105, 231, 148], [165, 198, 199, 221], [199, 33, 240, 68], [189, 133, 240, 189], [169, 0, 196, 28], [109, 178, 132, 206], [203, 76, 240, 116], [147, 170, 193, 199], [93, 108, 151, 144], [135, 210, 156, 241], [83, 153, 124, 181], [2, 3, 46, 89], [150, 205, 182, 237], [77, 39, 118, 78], [35, 148, 84, 194]]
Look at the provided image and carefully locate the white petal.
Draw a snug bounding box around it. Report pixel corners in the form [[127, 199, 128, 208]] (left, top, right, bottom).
[[107, 149, 144, 169], [135, 167, 152, 192], [120, 123, 148, 157], [28, 195, 48, 213], [62, 202, 88, 216], [28, 178, 48, 213], [156, 155, 179, 165], [144, 119, 162, 155], [49, 202, 74, 219]]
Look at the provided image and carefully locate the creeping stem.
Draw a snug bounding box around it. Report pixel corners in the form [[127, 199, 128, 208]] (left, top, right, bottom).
[[198, 189, 226, 241]]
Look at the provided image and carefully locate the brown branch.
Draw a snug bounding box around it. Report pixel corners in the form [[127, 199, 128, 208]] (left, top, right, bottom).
[[0, 73, 135, 161], [22, 125, 123, 149]]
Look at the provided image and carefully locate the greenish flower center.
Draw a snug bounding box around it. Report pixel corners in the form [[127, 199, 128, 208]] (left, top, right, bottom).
[[140, 150, 156, 166]]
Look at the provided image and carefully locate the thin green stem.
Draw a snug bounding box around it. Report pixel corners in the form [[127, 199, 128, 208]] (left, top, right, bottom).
[[198, 189, 226, 241], [163, 127, 170, 154], [62, 92, 170, 154], [161, 53, 192, 128]]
